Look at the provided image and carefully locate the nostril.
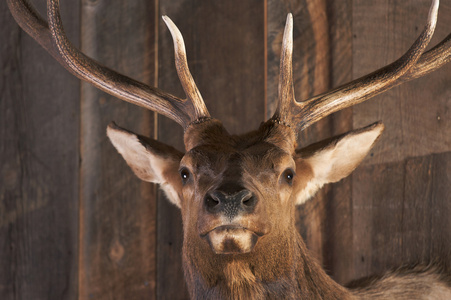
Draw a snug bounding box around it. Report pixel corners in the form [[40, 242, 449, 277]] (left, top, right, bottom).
[[238, 190, 257, 208], [242, 195, 257, 207], [241, 192, 252, 204], [205, 194, 220, 210]]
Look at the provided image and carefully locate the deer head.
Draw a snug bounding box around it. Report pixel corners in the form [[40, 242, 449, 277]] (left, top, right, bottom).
[[7, 0, 451, 298]]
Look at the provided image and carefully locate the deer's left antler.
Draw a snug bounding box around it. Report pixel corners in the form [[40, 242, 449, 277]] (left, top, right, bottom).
[[273, 0, 450, 132]]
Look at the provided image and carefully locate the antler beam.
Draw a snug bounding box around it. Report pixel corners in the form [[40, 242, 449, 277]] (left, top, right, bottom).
[[401, 32, 451, 82], [273, 0, 450, 132], [7, 0, 210, 129]]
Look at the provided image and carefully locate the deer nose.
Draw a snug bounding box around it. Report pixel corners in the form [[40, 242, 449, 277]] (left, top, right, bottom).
[[205, 189, 257, 219]]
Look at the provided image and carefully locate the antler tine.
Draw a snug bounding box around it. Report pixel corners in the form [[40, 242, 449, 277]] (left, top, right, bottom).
[[273, 13, 295, 125], [399, 32, 451, 83], [162, 16, 210, 122], [8, 0, 209, 129], [273, 0, 443, 132]]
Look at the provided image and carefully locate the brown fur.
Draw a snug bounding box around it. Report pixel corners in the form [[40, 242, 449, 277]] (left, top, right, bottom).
[[349, 264, 451, 299]]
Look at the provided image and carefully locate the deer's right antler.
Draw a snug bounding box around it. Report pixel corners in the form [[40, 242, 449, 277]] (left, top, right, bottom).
[[7, 0, 210, 129], [273, 0, 451, 132]]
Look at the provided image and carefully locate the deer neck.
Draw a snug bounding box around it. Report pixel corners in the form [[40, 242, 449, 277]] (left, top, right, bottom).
[[182, 228, 352, 299]]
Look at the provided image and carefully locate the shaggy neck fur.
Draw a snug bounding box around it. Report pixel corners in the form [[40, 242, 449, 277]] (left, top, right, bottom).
[[182, 227, 352, 299]]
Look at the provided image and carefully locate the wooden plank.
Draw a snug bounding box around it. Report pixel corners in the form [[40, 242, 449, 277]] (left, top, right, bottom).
[[0, 1, 80, 299], [352, 152, 451, 280], [157, 1, 266, 298], [317, 0, 354, 285], [402, 152, 451, 269], [352, 161, 405, 279], [353, 0, 451, 166], [78, 0, 157, 299], [350, 0, 451, 283], [267, 0, 353, 284]]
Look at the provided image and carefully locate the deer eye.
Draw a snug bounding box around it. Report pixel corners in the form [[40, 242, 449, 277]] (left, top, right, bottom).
[[281, 168, 295, 185], [180, 168, 191, 184]]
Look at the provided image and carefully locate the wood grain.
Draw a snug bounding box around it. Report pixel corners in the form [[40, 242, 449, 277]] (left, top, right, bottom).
[[321, 0, 354, 284], [352, 152, 451, 280], [78, 0, 157, 299], [350, 0, 451, 283], [353, 0, 451, 166], [0, 1, 80, 299]]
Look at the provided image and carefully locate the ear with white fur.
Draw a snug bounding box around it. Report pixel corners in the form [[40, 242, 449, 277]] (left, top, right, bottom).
[[293, 122, 384, 205], [106, 122, 184, 208]]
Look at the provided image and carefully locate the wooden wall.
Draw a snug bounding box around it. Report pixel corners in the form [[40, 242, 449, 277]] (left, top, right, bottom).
[[1, 0, 450, 299]]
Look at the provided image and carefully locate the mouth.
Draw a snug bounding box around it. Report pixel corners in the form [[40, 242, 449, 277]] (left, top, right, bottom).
[[201, 225, 264, 254]]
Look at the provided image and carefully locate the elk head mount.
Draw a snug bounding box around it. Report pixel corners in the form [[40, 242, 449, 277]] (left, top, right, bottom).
[[7, 0, 451, 298]]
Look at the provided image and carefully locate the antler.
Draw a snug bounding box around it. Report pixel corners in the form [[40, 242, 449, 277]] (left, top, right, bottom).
[[7, 0, 209, 129], [273, 0, 450, 132]]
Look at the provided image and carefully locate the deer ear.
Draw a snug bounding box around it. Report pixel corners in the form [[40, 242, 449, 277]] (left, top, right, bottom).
[[293, 122, 384, 205], [106, 122, 184, 208]]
